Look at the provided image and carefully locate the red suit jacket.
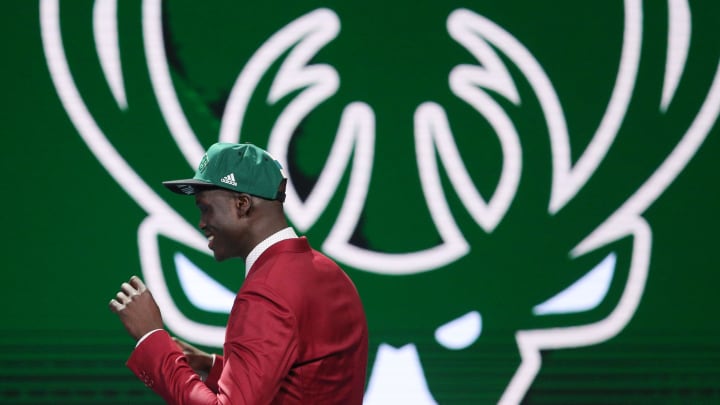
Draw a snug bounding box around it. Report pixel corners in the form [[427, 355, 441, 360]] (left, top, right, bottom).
[[127, 237, 369, 404]]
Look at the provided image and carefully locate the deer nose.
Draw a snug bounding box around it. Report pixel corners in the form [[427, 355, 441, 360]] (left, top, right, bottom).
[[363, 343, 438, 405]]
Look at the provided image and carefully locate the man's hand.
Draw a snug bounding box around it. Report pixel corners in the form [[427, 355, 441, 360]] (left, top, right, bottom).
[[173, 338, 215, 377], [109, 276, 163, 341]]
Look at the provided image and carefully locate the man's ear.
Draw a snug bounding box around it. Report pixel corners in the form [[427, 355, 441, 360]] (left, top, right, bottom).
[[234, 193, 253, 217]]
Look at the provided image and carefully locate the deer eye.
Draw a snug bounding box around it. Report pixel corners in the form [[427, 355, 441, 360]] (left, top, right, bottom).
[[532, 252, 617, 316], [434, 311, 482, 350], [175, 252, 235, 313]]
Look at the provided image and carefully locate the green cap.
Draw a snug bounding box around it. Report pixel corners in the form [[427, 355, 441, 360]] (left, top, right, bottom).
[[163, 143, 286, 201]]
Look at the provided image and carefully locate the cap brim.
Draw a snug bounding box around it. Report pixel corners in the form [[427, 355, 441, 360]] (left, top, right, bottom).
[[162, 179, 217, 195]]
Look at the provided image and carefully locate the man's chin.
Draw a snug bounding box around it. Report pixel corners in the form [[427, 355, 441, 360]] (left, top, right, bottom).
[[212, 251, 228, 262], [212, 248, 242, 262]]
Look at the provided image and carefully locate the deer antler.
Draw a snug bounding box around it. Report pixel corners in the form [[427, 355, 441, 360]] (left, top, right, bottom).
[[216, 9, 377, 235], [42, 0, 227, 345]]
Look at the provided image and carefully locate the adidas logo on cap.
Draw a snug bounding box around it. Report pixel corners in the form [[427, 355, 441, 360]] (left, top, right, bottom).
[[220, 173, 237, 187]]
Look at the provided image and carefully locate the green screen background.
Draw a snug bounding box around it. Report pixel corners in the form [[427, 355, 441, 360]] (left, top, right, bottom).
[[2, 1, 719, 404]]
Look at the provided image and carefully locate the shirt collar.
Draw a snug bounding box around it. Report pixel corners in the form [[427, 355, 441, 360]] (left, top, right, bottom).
[[245, 227, 298, 277]]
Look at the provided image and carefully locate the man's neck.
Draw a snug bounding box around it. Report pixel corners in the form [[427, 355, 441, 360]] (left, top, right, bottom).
[[244, 227, 298, 276]]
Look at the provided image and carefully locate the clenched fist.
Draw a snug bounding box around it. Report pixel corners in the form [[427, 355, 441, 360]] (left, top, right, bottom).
[[109, 276, 163, 341]]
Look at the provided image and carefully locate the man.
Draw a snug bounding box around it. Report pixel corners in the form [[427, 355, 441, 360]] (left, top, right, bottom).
[[109, 142, 369, 404]]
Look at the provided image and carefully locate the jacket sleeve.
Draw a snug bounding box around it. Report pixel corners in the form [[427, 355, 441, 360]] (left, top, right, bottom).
[[126, 282, 298, 404], [127, 330, 222, 404], [204, 354, 224, 393], [215, 283, 299, 403]]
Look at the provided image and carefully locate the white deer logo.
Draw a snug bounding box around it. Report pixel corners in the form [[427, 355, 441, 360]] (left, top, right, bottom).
[[41, 0, 720, 402]]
